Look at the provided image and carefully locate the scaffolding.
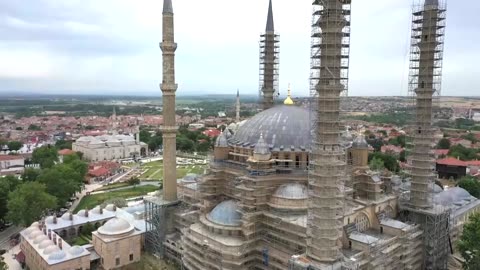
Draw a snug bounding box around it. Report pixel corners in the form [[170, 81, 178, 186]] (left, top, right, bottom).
[[307, 0, 351, 263], [259, 32, 279, 110], [408, 0, 447, 208]]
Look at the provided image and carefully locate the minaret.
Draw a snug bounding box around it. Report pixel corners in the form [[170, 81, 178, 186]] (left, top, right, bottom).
[[259, 0, 279, 110], [283, 83, 294, 105], [160, 0, 178, 202], [409, 0, 446, 209], [307, 0, 351, 263], [235, 89, 240, 123]]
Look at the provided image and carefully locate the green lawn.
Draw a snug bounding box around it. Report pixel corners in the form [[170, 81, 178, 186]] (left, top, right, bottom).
[[74, 185, 158, 213], [70, 234, 91, 246], [139, 160, 206, 180], [95, 182, 131, 191]]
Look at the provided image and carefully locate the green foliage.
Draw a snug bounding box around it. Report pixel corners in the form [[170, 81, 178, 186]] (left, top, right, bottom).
[[177, 136, 194, 152], [378, 130, 387, 137], [32, 145, 58, 168], [139, 130, 151, 144], [0, 256, 7, 270], [22, 168, 40, 182], [63, 154, 88, 178], [0, 176, 20, 222], [81, 222, 95, 235], [366, 138, 384, 152], [85, 125, 95, 130], [436, 138, 451, 149], [148, 135, 163, 151], [388, 135, 406, 148], [448, 145, 480, 161], [15, 126, 22, 130], [348, 111, 410, 126], [37, 164, 84, 207], [458, 213, 480, 269], [462, 133, 478, 144], [369, 157, 385, 171], [28, 124, 42, 131], [369, 152, 399, 172], [128, 177, 141, 187], [7, 141, 22, 151], [55, 139, 72, 150], [458, 176, 480, 198], [7, 182, 56, 226], [399, 150, 406, 162]]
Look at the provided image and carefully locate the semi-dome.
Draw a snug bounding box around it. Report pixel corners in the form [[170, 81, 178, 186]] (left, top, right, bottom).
[[273, 183, 308, 199], [105, 204, 117, 211], [68, 246, 86, 256], [98, 217, 133, 236], [91, 206, 103, 215], [77, 209, 88, 217], [61, 212, 72, 220], [207, 200, 242, 226], [270, 183, 308, 210], [45, 216, 55, 224], [31, 221, 40, 227], [29, 230, 43, 240], [48, 250, 67, 261], [231, 105, 311, 151], [43, 245, 60, 255], [23, 227, 37, 236]]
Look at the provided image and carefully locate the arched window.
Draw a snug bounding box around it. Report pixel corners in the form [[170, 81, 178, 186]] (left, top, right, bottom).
[[354, 213, 370, 233]]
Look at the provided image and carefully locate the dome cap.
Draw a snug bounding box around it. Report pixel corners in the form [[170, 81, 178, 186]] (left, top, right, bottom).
[[207, 200, 242, 226]]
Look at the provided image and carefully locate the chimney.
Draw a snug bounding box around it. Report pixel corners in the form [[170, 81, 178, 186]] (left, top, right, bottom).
[[52, 234, 57, 245], [43, 226, 47, 235], [85, 209, 89, 217], [100, 207, 103, 214], [113, 205, 117, 211], [53, 216, 57, 224], [58, 238, 62, 250], [48, 229, 52, 240], [69, 213, 73, 220]]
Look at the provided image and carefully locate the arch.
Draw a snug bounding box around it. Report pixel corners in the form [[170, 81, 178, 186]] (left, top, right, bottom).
[[60, 229, 67, 238], [354, 213, 370, 233], [78, 225, 84, 234], [68, 227, 77, 237], [95, 222, 100, 229], [140, 147, 147, 156]]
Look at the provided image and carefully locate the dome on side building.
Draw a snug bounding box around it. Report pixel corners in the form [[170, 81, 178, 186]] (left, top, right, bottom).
[[68, 246, 86, 256], [43, 245, 60, 255], [207, 200, 242, 226], [98, 217, 134, 236], [48, 250, 67, 261]]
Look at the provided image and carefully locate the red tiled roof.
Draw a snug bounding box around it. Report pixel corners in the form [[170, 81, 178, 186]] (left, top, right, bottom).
[[381, 145, 404, 153], [0, 155, 24, 161], [202, 129, 221, 138], [434, 149, 449, 156], [466, 160, 480, 166], [89, 167, 110, 177], [436, 157, 467, 167], [58, 149, 75, 155]]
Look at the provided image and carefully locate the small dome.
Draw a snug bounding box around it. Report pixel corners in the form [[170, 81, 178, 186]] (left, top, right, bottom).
[[91, 206, 103, 215], [39, 239, 54, 249], [48, 250, 67, 261], [207, 200, 242, 226], [77, 209, 88, 217], [30, 221, 40, 228], [273, 183, 308, 199], [33, 234, 48, 244], [68, 246, 86, 256], [254, 134, 270, 156], [23, 227, 37, 236], [45, 216, 55, 224], [105, 204, 116, 211], [98, 218, 133, 236], [43, 245, 60, 255], [29, 230, 43, 240], [61, 212, 72, 220]]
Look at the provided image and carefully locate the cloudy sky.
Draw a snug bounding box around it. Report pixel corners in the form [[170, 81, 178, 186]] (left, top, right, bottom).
[[0, 0, 478, 97]]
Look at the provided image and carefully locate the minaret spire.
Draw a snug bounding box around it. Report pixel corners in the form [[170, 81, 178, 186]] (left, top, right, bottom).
[[160, 0, 178, 201], [236, 89, 240, 123], [266, 0, 274, 32], [259, 0, 279, 110]]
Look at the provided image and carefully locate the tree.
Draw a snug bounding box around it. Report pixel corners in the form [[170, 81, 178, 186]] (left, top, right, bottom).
[[148, 135, 163, 151], [399, 150, 406, 162], [0, 256, 7, 270], [196, 141, 211, 153], [63, 154, 88, 178], [55, 140, 72, 150], [22, 168, 40, 182], [128, 177, 141, 187], [369, 157, 385, 171], [458, 176, 480, 198], [28, 124, 42, 131], [7, 141, 22, 151], [0, 176, 20, 222], [37, 165, 83, 207], [462, 133, 478, 144], [436, 138, 451, 149], [458, 213, 480, 269], [7, 182, 56, 226], [448, 145, 479, 161], [369, 152, 399, 172], [139, 130, 151, 144], [177, 136, 195, 152], [389, 135, 406, 148], [366, 138, 384, 152], [32, 145, 58, 168]]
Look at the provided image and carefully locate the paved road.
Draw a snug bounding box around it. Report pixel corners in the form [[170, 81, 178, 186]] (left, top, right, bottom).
[[0, 226, 22, 250]]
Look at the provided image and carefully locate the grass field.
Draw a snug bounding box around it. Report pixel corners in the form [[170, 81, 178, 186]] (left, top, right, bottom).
[[139, 160, 206, 180], [74, 185, 158, 213], [95, 182, 132, 191]]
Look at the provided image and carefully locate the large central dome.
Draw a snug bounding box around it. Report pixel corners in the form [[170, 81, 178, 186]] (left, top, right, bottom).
[[231, 105, 312, 151]]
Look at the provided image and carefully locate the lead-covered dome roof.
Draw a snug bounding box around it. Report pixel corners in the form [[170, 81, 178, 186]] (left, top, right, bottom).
[[98, 217, 133, 236], [231, 105, 311, 151], [207, 200, 242, 226]]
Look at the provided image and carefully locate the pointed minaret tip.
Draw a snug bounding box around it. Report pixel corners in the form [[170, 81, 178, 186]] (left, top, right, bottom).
[[237, 89, 239, 97], [163, 0, 173, 14], [265, 0, 274, 32]]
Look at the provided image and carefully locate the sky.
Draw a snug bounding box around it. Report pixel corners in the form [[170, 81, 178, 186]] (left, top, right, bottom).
[[0, 0, 478, 97]]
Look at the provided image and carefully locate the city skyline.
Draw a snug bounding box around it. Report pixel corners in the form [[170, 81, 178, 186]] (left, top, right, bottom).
[[0, 0, 478, 97]]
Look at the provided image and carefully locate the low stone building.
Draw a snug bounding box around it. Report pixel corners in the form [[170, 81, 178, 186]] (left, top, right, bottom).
[[72, 134, 147, 161]]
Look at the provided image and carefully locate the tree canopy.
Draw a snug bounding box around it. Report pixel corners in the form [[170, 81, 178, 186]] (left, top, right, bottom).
[[388, 135, 406, 148], [37, 164, 84, 207], [0, 176, 20, 223], [458, 213, 480, 270], [7, 141, 22, 151], [436, 138, 451, 149], [55, 139, 72, 150], [369, 157, 385, 171], [448, 145, 479, 161], [7, 182, 56, 226], [458, 176, 480, 198], [369, 152, 399, 172], [32, 145, 58, 168]]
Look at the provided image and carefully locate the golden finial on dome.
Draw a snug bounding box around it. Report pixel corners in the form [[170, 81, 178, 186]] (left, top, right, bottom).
[[283, 83, 294, 105]]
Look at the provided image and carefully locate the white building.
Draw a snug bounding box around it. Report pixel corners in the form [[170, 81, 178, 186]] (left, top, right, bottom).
[[72, 134, 147, 161]]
